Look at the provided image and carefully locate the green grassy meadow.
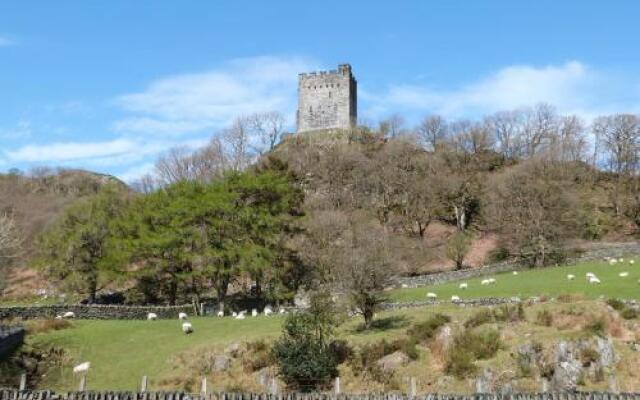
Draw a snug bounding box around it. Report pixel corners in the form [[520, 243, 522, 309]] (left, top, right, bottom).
[[388, 256, 640, 302]]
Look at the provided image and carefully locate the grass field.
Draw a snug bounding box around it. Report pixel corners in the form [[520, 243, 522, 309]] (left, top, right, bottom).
[[388, 256, 640, 302]]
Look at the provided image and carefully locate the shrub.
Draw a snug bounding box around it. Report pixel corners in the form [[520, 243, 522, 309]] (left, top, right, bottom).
[[583, 318, 607, 337], [606, 298, 626, 311], [536, 309, 553, 327], [272, 309, 338, 391], [242, 339, 273, 372], [407, 313, 451, 343], [580, 347, 600, 367], [27, 318, 72, 334], [348, 337, 418, 382], [328, 340, 352, 364], [445, 328, 502, 378], [487, 247, 510, 263], [464, 309, 494, 328], [621, 308, 638, 320]]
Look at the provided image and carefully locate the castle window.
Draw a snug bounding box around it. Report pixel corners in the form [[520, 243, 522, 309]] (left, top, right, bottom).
[[328, 92, 332, 98]]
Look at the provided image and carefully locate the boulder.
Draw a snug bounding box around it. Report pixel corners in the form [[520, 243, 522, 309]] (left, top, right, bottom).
[[224, 342, 242, 358], [595, 336, 617, 367], [376, 351, 409, 371], [211, 354, 231, 372]]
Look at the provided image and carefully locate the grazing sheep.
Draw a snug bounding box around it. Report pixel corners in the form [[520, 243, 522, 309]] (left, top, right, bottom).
[[251, 309, 258, 317], [586, 272, 595, 279], [451, 295, 460, 301], [231, 311, 237, 317], [73, 362, 91, 374], [178, 312, 188, 320], [567, 274, 575, 280], [55, 315, 63, 320], [264, 308, 273, 316], [182, 322, 193, 334], [235, 313, 246, 320], [401, 283, 409, 288], [609, 259, 618, 265], [619, 258, 624, 263], [217, 310, 224, 317], [147, 313, 158, 321], [512, 271, 519, 275], [619, 272, 629, 277], [589, 276, 601, 284], [488, 278, 496, 284], [63, 311, 75, 319], [459, 282, 468, 289], [630, 260, 635, 265], [279, 308, 286, 314], [481, 279, 490, 285], [426, 292, 438, 299]]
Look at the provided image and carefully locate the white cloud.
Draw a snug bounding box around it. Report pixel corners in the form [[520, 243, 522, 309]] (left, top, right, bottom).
[[6, 138, 138, 163], [113, 56, 316, 134], [0, 36, 15, 47], [0, 120, 32, 140], [362, 61, 640, 122]]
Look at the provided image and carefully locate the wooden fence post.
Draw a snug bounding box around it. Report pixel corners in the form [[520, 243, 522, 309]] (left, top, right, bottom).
[[79, 375, 87, 391], [19, 373, 26, 390], [409, 377, 416, 398], [201, 376, 208, 398], [141, 376, 148, 392], [334, 377, 340, 395]]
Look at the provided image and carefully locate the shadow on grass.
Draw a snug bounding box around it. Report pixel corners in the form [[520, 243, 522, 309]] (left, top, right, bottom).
[[352, 315, 410, 333]]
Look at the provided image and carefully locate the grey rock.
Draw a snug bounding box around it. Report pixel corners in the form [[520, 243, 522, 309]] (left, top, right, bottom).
[[475, 368, 494, 393], [211, 355, 231, 372], [224, 342, 242, 358], [376, 351, 409, 371], [595, 336, 617, 367]]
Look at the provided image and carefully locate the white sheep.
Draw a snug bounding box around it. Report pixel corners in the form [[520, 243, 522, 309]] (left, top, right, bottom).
[[481, 279, 490, 285], [459, 282, 468, 290], [264, 308, 273, 316], [251, 309, 258, 317], [63, 311, 75, 319], [630, 260, 635, 265], [512, 271, 519, 275], [73, 361, 90, 374], [231, 311, 237, 317], [426, 292, 438, 299], [178, 312, 188, 320], [279, 308, 286, 314], [619, 258, 624, 263], [55, 315, 63, 320], [609, 259, 618, 265], [567, 274, 575, 280], [586, 272, 595, 279], [217, 310, 224, 317], [589, 276, 601, 284], [451, 295, 460, 301], [619, 272, 629, 277], [182, 322, 193, 334], [401, 283, 409, 288], [235, 313, 246, 320], [147, 312, 158, 320], [488, 278, 496, 284]]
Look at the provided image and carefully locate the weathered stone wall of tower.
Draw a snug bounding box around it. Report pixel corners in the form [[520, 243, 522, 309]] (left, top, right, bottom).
[[297, 64, 357, 133]]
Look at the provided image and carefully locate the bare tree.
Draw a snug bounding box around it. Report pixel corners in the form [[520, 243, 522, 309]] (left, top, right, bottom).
[[249, 111, 286, 153], [0, 213, 21, 288], [223, 116, 254, 171], [379, 113, 406, 138], [417, 115, 448, 151], [521, 103, 558, 158], [484, 110, 524, 158]]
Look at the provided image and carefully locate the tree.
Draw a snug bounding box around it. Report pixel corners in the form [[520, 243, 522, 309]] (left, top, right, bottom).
[[272, 292, 339, 391], [0, 213, 21, 291], [445, 232, 471, 270], [249, 111, 286, 153], [417, 115, 448, 151], [37, 185, 127, 303]]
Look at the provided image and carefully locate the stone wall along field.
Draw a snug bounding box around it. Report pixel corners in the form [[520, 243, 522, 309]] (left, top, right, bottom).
[[2, 390, 640, 400], [0, 305, 194, 320]]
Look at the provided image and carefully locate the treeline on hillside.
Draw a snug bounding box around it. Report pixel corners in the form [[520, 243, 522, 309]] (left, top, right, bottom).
[[35, 163, 305, 307]]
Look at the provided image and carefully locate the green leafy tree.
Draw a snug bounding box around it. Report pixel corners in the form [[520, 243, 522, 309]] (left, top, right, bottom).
[[272, 293, 339, 391], [37, 185, 127, 303]]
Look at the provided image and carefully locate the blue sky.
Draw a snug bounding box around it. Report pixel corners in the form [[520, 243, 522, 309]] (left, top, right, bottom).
[[1, 1, 640, 181]]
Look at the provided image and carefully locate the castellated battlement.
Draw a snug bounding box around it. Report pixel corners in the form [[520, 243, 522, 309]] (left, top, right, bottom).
[[297, 64, 357, 133]]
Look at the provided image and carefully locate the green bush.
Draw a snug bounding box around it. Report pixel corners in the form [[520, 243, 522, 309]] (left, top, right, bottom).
[[464, 309, 494, 328], [487, 247, 510, 263], [407, 313, 451, 343], [348, 337, 418, 382], [621, 308, 638, 320], [606, 298, 626, 311], [464, 305, 525, 328], [445, 328, 502, 378], [272, 310, 338, 391], [583, 318, 607, 338]]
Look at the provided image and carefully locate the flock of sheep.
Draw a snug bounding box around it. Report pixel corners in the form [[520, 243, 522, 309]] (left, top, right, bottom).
[[424, 257, 637, 302], [145, 306, 287, 334]]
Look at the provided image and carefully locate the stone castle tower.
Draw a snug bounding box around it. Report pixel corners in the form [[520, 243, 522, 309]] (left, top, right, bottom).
[[297, 64, 357, 133]]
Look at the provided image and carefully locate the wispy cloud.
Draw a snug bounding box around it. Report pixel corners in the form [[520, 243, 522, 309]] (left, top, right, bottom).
[[0, 36, 16, 47], [362, 61, 640, 122], [113, 55, 317, 134]]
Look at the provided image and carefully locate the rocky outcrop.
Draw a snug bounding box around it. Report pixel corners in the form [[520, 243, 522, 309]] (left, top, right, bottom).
[[376, 351, 409, 371]]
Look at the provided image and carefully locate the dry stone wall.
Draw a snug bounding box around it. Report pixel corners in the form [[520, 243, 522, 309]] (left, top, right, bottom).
[[2, 390, 640, 400], [0, 305, 193, 320]]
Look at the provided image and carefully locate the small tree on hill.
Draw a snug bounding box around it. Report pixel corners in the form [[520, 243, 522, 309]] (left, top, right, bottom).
[[272, 292, 339, 391], [446, 232, 471, 270]]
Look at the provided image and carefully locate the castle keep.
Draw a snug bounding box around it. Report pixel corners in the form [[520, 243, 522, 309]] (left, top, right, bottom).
[[297, 64, 357, 133]]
